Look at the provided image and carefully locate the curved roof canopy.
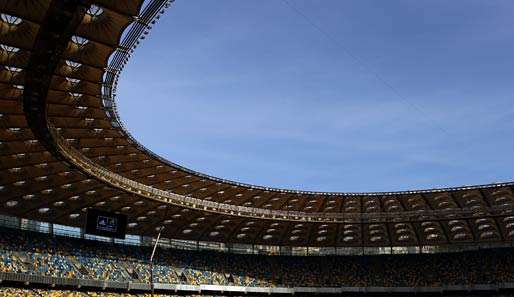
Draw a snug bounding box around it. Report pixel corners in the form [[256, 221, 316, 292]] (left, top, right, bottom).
[[1, 0, 514, 248]]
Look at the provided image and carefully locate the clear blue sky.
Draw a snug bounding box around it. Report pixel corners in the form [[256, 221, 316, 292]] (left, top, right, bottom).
[[117, 0, 514, 193]]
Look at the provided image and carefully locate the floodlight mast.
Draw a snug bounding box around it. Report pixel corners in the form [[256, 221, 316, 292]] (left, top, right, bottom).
[[150, 226, 164, 296]]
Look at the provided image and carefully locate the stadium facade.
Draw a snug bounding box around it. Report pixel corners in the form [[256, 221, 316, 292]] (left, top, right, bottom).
[[1, 0, 514, 295]]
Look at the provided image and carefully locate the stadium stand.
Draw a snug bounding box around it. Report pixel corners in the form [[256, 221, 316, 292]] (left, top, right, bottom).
[[1, 226, 514, 288], [2, 0, 514, 296]]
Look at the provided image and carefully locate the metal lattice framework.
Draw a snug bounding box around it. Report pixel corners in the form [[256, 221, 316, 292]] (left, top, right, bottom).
[[1, 0, 514, 248]]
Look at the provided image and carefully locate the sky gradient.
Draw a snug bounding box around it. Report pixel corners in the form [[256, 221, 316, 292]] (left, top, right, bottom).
[[117, 0, 514, 192]]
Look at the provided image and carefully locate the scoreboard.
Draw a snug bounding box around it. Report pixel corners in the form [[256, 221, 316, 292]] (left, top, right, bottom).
[[85, 209, 127, 239]]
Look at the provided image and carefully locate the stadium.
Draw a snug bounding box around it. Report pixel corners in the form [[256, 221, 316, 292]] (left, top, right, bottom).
[[1, 0, 514, 296]]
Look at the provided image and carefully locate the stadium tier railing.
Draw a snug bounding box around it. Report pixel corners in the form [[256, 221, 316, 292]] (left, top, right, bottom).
[[0, 271, 512, 295]]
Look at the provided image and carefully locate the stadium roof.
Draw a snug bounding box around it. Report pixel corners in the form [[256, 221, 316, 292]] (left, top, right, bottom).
[[1, 0, 514, 247]]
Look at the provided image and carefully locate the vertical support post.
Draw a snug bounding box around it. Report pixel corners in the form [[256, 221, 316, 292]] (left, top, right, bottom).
[[150, 227, 163, 296]]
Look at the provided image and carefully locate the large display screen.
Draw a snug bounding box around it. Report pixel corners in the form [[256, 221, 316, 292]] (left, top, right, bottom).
[[85, 209, 127, 239]]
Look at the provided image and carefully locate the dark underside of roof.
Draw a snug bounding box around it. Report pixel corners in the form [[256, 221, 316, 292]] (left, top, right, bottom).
[[1, 0, 514, 248]]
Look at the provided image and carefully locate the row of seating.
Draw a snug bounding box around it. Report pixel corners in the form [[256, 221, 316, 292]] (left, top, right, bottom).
[[0, 287, 197, 296], [2, 287, 514, 297]]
